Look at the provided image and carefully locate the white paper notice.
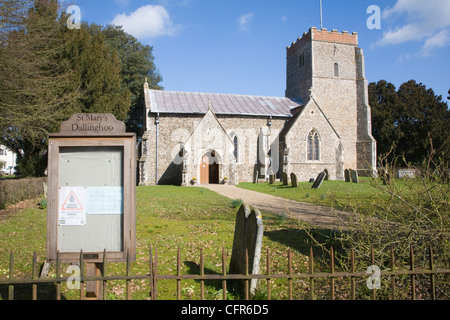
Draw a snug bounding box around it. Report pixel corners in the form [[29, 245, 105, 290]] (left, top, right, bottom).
[[59, 187, 86, 226], [86, 186, 123, 215]]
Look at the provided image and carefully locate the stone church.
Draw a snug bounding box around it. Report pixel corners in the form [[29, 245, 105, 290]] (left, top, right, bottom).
[[138, 27, 377, 186]]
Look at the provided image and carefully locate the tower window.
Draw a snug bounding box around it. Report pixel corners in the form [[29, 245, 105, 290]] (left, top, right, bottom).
[[307, 129, 320, 161], [334, 63, 340, 77], [299, 52, 305, 68]]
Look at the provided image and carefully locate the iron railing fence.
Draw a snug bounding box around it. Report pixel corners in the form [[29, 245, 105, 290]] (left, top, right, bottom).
[[1, 245, 449, 300]]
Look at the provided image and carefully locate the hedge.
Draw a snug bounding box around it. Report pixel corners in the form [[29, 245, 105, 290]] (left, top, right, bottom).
[[0, 177, 47, 209]]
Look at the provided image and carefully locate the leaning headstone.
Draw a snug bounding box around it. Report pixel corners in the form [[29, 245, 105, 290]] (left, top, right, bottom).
[[344, 169, 350, 182], [311, 171, 326, 189], [282, 172, 289, 185], [324, 169, 329, 181], [350, 169, 359, 183], [269, 174, 275, 184], [290, 173, 298, 187], [253, 170, 259, 184], [229, 204, 264, 296]]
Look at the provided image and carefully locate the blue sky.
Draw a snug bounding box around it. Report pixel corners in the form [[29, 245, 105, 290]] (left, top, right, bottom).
[[69, 0, 449, 102]]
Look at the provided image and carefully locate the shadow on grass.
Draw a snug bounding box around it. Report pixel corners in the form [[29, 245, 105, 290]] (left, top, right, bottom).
[[264, 227, 347, 263], [183, 261, 241, 299], [0, 283, 66, 300]]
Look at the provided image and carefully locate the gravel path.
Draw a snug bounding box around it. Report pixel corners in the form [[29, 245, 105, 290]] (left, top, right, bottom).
[[200, 184, 352, 230]]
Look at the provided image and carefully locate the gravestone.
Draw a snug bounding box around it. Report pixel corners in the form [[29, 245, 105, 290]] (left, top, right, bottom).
[[253, 170, 259, 184], [269, 174, 275, 184], [344, 169, 350, 182], [229, 204, 264, 296], [350, 169, 359, 183], [290, 173, 298, 187], [324, 169, 329, 181], [282, 172, 289, 186], [311, 171, 326, 189], [397, 169, 414, 179]]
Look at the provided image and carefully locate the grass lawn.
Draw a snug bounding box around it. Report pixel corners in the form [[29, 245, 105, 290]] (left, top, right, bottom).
[[1, 185, 344, 300], [237, 177, 410, 215]]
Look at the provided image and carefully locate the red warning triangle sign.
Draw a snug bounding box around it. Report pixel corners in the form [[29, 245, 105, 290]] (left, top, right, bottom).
[[61, 190, 84, 211]]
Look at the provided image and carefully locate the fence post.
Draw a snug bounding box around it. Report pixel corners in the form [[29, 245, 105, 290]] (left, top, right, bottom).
[[390, 246, 395, 300], [152, 246, 158, 300], [80, 250, 85, 300], [103, 249, 108, 301], [177, 248, 181, 300], [222, 248, 227, 300], [200, 248, 205, 300], [350, 248, 355, 300], [309, 247, 315, 300], [429, 245, 435, 300], [245, 248, 249, 300], [330, 247, 335, 300], [9, 251, 14, 300], [371, 246, 376, 300], [126, 249, 131, 300], [266, 247, 271, 300], [32, 251, 37, 300], [410, 245, 415, 300], [288, 248, 292, 300]]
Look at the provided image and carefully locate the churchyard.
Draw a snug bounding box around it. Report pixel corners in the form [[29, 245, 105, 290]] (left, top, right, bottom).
[[0, 174, 448, 300]]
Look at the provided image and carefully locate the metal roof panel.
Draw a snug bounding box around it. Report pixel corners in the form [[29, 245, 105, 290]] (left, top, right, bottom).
[[147, 89, 304, 117]]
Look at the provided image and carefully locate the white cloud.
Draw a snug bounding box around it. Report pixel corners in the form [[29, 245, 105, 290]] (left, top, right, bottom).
[[239, 13, 254, 31], [376, 0, 450, 55], [113, 0, 130, 6], [421, 29, 450, 56], [111, 5, 180, 39]]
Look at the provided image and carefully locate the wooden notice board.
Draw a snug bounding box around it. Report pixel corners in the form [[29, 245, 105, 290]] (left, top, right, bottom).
[[47, 114, 136, 263]]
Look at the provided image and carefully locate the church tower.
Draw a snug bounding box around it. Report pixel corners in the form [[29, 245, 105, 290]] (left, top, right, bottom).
[[286, 27, 376, 176]]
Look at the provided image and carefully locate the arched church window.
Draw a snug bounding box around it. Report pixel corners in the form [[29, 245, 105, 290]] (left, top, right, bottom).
[[233, 136, 239, 162], [307, 129, 320, 161], [334, 63, 339, 77]]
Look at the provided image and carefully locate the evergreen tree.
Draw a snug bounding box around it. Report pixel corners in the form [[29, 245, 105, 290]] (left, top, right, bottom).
[[0, 1, 135, 176], [100, 24, 162, 135], [369, 80, 450, 166], [0, 0, 79, 176], [61, 22, 131, 120], [368, 80, 403, 159]]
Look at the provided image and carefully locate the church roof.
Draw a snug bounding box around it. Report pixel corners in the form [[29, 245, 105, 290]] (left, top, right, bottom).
[[145, 89, 304, 118]]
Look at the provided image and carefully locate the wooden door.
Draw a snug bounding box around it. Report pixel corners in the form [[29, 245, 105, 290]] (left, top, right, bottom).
[[200, 155, 209, 184]]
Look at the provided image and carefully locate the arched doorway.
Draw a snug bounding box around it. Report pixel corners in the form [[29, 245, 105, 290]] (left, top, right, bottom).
[[200, 150, 220, 184]]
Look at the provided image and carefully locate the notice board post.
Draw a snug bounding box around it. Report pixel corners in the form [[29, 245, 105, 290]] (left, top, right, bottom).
[[47, 114, 136, 299]]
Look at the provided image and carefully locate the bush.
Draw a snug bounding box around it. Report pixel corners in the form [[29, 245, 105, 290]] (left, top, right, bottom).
[[305, 150, 449, 299], [231, 198, 244, 208], [0, 177, 47, 208]]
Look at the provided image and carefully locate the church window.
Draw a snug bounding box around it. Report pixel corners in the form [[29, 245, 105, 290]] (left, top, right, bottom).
[[307, 130, 320, 161], [233, 136, 239, 162], [334, 63, 340, 77]]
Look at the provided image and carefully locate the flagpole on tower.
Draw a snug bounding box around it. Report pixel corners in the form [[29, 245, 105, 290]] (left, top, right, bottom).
[[320, 0, 323, 29]]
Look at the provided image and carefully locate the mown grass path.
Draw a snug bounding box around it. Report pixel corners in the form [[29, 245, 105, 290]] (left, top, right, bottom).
[[200, 184, 351, 230]]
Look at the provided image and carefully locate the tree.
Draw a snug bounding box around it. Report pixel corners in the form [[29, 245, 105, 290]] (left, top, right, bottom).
[[369, 80, 450, 166], [0, 0, 79, 176], [0, 1, 133, 176], [368, 80, 403, 159], [0, 0, 31, 42], [99, 24, 162, 136], [61, 22, 131, 120], [396, 80, 449, 164]]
